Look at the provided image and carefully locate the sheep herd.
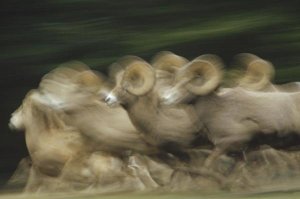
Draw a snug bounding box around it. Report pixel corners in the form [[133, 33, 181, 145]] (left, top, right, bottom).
[[7, 52, 300, 194]]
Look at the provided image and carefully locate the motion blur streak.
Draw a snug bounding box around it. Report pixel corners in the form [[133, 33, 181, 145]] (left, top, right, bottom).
[[1, 0, 300, 198], [5, 53, 300, 196]]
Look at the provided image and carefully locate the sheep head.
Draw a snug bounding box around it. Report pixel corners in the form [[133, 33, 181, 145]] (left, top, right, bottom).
[[151, 51, 189, 98], [236, 53, 275, 91], [9, 90, 63, 131], [9, 90, 39, 131], [105, 56, 155, 107], [38, 62, 106, 110], [161, 54, 223, 105]]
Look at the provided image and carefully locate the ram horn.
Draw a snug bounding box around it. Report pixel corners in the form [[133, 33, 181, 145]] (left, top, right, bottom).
[[121, 57, 155, 96], [180, 56, 223, 95], [39, 61, 90, 89], [151, 51, 188, 73], [238, 54, 275, 90], [75, 70, 105, 92], [48, 60, 90, 82]]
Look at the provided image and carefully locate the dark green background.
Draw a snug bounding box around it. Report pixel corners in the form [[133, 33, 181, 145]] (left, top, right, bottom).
[[0, 0, 299, 188]]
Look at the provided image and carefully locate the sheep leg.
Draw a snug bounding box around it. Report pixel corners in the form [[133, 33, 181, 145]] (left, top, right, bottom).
[[4, 157, 31, 191], [204, 131, 252, 169], [203, 147, 224, 168], [174, 165, 226, 186], [24, 166, 42, 193], [128, 155, 159, 189], [160, 142, 191, 162]]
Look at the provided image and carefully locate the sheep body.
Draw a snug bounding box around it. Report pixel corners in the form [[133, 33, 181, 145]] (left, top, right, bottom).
[[38, 65, 153, 154], [105, 57, 205, 158], [161, 56, 300, 167]]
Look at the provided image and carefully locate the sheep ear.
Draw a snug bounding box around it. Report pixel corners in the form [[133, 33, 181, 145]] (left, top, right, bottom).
[[238, 56, 275, 90], [121, 59, 155, 96], [180, 57, 223, 95], [151, 51, 188, 73], [108, 62, 124, 82]]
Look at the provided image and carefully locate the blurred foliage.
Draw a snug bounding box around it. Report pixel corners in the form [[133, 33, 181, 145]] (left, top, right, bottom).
[[0, 0, 300, 82]]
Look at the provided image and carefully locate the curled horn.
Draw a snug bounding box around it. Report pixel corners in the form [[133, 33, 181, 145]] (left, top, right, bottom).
[[237, 53, 275, 90], [75, 70, 105, 92], [57, 60, 90, 72], [46, 60, 90, 83], [121, 56, 155, 96], [179, 55, 223, 95], [39, 61, 90, 90], [151, 51, 188, 73]]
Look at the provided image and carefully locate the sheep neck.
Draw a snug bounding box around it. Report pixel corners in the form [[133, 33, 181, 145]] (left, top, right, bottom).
[[125, 91, 203, 149], [193, 92, 223, 140], [125, 92, 159, 135], [23, 99, 85, 177], [23, 99, 69, 154]]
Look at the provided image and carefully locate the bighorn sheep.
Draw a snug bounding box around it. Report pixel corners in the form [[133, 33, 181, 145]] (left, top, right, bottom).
[[160, 54, 300, 168], [105, 56, 212, 161], [235, 53, 300, 92], [37, 63, 153, 155], [9, 89, 91, 191], [9, 89, 158, 193]]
